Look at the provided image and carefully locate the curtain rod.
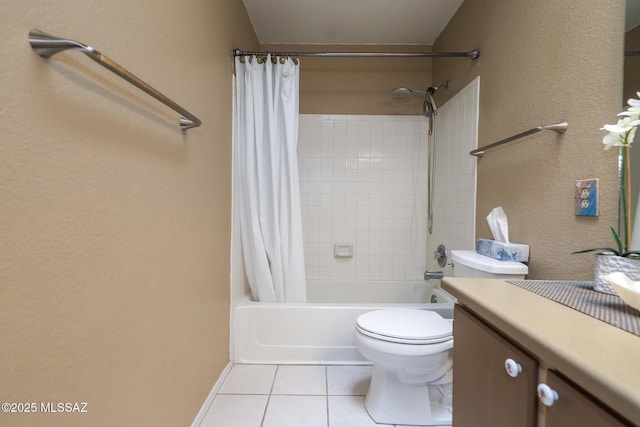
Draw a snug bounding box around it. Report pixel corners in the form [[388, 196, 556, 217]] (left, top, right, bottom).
[[233, 48, 480, 60]]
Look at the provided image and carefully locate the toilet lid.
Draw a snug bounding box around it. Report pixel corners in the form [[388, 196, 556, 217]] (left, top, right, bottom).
[[356, 309, 452, 344]]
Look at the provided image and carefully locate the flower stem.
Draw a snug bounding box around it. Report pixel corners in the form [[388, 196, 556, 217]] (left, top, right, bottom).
[[624, 144, 632, 251], [621, 142, 631, 252]]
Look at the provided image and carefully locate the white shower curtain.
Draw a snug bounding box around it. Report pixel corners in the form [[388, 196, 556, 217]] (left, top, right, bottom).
[[234, 55, 306, 303]]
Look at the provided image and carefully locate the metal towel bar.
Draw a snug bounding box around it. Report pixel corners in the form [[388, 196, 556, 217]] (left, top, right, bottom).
[[469, 121, 568, 157], [28, 29, 202, 131]]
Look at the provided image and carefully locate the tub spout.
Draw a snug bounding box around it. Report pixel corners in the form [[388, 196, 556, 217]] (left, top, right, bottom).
[[424, 270, 444, 280]]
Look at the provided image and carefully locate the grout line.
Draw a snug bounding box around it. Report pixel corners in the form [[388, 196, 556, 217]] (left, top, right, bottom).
[[213, 364, 400, 427], [324, 366, 329, 427], [216, 392, 271, 396], [259, 365, 279, 427], [265, 393, 328, 396]]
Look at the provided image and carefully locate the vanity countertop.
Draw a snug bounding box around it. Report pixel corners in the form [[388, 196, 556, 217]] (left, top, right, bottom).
[[441, 277, 640, 424]]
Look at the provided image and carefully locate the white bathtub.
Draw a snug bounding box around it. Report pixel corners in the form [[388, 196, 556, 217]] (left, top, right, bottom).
[[232, 280, 455, 364]]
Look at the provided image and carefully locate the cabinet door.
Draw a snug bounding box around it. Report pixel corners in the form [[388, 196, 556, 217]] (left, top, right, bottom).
[[543, 370, 633, 427], [453, 305, 538, 427]]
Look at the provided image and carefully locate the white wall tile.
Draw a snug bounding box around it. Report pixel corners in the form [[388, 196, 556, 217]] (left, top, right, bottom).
[[299, 114, 428, 281], [426, 77, 479, 275], [298, 101, 477, 283]]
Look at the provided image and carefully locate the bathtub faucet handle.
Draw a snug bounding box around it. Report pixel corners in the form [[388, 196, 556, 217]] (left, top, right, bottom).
[[424, 270, 444, 280]]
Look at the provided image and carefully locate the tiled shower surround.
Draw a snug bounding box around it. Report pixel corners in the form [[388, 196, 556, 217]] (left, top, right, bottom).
[[427, 78, 479, 273], [298, 115, 429, 281], [297, 78, 478, 281]]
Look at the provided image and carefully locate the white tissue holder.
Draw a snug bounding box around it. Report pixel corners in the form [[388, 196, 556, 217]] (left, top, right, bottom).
[[477, 238, 529, 262]]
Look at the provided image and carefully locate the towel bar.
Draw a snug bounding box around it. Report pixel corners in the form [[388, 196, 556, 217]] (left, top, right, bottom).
[[28, 29, 202, 131], [470, 121, 568, 157]]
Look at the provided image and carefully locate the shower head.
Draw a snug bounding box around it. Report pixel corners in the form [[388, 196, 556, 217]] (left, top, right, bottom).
[[391, 81, 449, 100], [392, 81, 449, 128], [391, 87, 427, 99]]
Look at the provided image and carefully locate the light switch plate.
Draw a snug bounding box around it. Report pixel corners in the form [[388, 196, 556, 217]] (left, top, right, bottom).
[[575, 178, 598, 216]]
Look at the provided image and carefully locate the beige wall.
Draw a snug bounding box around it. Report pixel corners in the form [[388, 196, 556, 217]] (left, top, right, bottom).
[[261, 44, 435, 115], [0, 1, 257, 426], [433, 0, 625, 279]]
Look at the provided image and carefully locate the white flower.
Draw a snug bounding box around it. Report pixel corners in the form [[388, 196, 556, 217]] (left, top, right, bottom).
[[601, 98, 640, 149], [595, 91, 638, 254], [628, 92, 640, 107]]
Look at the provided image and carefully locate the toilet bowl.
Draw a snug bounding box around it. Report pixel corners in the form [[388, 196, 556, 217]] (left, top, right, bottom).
[[355, 250, 528, 425], [354, 308, 454, 425]]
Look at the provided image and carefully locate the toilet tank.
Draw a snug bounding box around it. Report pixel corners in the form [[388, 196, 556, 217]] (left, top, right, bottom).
[[451, 250, 528, 280]]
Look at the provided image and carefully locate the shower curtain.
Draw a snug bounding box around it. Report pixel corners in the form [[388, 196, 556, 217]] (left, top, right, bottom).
[[234, 55, 307, 303]]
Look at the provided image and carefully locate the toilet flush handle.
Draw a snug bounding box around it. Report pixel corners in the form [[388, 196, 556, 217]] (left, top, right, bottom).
[[504, 358, 522, 378]]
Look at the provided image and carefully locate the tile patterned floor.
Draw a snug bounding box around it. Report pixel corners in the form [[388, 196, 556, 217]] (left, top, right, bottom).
[[199, 364, 451, 427]]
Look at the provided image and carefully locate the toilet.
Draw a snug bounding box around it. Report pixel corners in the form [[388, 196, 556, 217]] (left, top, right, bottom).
[[451, 249, 528, 280], [354, 250, 528, 426]]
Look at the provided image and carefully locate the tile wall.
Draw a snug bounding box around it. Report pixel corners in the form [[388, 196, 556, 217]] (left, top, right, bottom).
[[298, 115, 428, 281], [298, 78, 478, 282], [427, 77, 479, 274]]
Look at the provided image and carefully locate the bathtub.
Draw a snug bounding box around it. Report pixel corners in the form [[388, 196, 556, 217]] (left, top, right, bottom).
[[232, 280, 455, 364]]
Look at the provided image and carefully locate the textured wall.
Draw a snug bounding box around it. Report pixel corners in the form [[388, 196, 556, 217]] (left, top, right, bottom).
[[433, 0, 625, 280], [0, 1, 257, 426]]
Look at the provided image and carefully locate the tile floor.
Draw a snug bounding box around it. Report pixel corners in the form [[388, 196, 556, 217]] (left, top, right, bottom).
[[199, 364, 451, 427]]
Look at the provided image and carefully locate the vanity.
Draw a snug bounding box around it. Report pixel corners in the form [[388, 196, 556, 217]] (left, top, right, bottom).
[[442, 278, 640, 427]]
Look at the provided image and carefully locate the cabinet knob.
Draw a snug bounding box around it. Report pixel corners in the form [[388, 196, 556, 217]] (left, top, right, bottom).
[[504, 358, 522, 378], [537, 383, 559, 406]]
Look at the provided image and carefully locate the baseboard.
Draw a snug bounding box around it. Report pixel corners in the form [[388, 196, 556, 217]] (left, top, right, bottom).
[[190, 361, 233, 427]]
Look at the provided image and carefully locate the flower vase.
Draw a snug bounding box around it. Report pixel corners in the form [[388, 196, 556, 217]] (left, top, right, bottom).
[[593, 252, 640, 295]]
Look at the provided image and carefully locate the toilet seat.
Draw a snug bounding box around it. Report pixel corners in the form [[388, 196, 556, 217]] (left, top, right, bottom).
[[356, 309, 453, 345]]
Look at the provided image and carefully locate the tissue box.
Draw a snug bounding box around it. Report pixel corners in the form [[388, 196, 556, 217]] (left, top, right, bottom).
[[477, 238, 529, 262]]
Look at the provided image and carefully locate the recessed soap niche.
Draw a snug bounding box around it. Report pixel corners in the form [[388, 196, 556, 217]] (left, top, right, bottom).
[[334, 244, 354, 259]]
